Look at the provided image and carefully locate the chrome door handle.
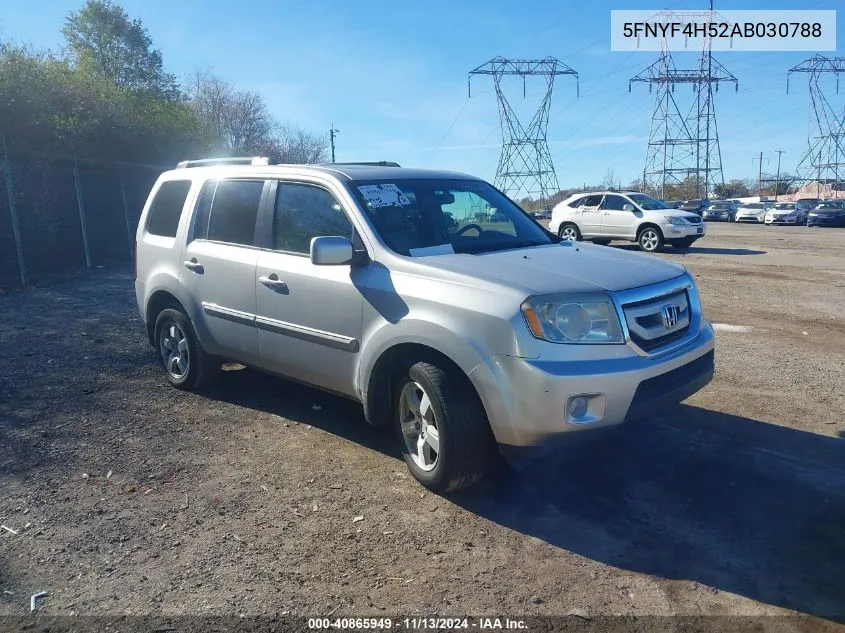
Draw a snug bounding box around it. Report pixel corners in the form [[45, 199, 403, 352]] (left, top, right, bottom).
[[183, 259, 204, 272], [259, 275, 288, 291]]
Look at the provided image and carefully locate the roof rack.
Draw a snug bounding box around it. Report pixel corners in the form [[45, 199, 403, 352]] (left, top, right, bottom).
[[327, 161, 401, 168], [175, 156, 276, 169]]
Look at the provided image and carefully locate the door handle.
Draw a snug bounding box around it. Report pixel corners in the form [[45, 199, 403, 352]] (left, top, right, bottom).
[[259, 274, 288, 292], [602, 211, 611, 215], [183, 259, 204, 273]]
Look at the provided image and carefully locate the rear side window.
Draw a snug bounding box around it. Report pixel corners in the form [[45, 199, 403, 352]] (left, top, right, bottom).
[[193, 179, 264, 246], [581, 194, 603, 207], [146, 180, 191, 237]]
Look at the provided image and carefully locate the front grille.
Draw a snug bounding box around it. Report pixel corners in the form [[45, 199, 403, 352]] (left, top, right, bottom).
[[622, 289, 691, 353]]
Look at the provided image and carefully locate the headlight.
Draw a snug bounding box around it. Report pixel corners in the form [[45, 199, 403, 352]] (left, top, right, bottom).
[[521, 294, 624, 343], [664, 216, 686, 226]]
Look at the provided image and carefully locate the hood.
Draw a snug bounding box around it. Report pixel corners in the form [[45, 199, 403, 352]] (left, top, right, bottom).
[[811, 208, 845, 215], [738, 207, 766, 214], [415, 242, 687, 295]]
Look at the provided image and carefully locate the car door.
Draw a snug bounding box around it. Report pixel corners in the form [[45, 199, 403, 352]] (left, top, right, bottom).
[[179, 178, 268, 364], [600, 194, 638, 238], [574, 194, 604, 237], [254, 180, 369, 397]]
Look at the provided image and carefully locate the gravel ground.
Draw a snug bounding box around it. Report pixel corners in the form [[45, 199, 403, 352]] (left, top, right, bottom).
[[0, 222, 843, 629]]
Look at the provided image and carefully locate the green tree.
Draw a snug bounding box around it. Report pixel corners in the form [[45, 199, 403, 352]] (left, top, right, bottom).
[[62, 0, 178, 99], [713, 179, 751, 199]]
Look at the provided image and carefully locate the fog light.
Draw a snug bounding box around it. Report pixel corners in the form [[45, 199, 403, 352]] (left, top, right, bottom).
[[568, 396, 589, 419]]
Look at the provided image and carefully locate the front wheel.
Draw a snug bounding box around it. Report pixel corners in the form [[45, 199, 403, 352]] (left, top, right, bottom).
[[558, 223, 582, 241], [394, 360, 495, 493], [637, 227, 664, 252]]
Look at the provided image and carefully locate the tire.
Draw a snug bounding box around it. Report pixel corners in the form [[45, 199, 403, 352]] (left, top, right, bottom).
[[637, 226, 664, 252], [558, 223, 582, 241], [394, 359, 495, 493], [153, 308, 220, 391], [591, 239, 611, 246], [672, 237, 695, 250]]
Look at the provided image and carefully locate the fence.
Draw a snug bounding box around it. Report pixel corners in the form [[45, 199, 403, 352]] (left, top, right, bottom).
[[0, 141, 166, 289]]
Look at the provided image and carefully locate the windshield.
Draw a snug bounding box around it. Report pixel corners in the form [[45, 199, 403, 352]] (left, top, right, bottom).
[[773, 203, 796, 210], [710, 203, 730, 209], [348, 179, 555, 256], [628, 193, 669, 210], [818, 202, 843, 210]]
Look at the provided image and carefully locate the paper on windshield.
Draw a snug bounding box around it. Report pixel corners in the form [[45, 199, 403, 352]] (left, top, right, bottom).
[[357, 184, 411, 208], [408, 243, 455, 257]]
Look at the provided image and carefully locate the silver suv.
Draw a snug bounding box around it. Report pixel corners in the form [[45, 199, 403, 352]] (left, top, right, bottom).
[[135, 158, 715, 492], [550, 191, 707, 252]]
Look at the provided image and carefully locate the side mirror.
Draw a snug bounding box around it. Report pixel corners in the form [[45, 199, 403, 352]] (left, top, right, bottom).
[[622, 203, 635, 212], [310, 236, 353, 266]]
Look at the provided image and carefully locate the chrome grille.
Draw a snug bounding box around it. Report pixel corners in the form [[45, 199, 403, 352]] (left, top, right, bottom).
[[621, 289, 691, 353]]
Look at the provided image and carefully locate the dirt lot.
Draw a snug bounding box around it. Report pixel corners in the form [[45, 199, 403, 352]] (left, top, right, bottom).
[[1, 222, 844, 628]]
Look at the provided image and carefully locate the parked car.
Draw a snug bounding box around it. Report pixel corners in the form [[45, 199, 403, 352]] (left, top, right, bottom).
[[734, 202, 771, 223], [678, 199, 710, 215], [764, 202, 807, 226], [550, 190, 706, 252], [531, 209, 552, 220], [702, 201, 736, 222], [134, 157, 715, 492], [807, 200, 845, 227], [664, 200, 683, 209]]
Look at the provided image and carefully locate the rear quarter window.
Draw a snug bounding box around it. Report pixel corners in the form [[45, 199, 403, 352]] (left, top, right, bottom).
[[146, 180, 192, 237]]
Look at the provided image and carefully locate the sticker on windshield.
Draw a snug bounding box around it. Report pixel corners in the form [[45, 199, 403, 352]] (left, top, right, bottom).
[[357, 184, 411, 208]]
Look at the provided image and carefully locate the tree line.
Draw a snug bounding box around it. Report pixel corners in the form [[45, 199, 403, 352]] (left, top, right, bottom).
[[0, 0, 327, 166]]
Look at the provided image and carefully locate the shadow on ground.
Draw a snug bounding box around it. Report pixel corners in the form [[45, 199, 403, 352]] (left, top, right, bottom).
[[201, 368, 845, 621], [614, 244, 767, 256], [449, 405, 845, 623]]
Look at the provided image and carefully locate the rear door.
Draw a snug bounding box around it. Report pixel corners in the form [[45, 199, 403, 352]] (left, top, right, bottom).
[[179, 178, 268, 363], [253, 180, 369, 397], [575, 194, 604, 237], [600, 194, 638, 238]]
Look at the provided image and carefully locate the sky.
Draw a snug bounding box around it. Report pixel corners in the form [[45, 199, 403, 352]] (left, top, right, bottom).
[[1, 0, 843, 193]]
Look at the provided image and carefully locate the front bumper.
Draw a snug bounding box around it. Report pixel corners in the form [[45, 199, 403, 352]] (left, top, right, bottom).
[[665, 223, 706, 239], [765, 215, 800, 225], [807, 215, 845, 227], [703, 212, 731, 221], [469, 321, 715, 451]]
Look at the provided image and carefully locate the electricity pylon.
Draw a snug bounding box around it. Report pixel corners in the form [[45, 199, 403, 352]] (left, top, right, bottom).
[[469, 57, 578, 203], [629, 5, 737, 199], [787, 56, 845, 189]]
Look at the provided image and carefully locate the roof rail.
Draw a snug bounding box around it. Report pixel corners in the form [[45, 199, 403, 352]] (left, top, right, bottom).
[[175, 156, 276, 169], [328, 161, 401, 168]]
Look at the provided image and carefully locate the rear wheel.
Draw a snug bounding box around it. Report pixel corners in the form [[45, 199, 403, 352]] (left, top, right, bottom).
[[558, 223, 581, 241], [637, 226, 664, 252], [394, 359, 495, 493], [154, 308, 220, 390]]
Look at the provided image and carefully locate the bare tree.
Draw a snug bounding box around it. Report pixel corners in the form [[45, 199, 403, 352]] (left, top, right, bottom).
[[184, 70, 273, 154], [602, 168, 619, 190], [270, 124, 328, 164]]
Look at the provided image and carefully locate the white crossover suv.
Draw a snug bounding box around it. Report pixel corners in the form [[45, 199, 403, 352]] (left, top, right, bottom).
[[550, 191, 706, 253], [135, 159, 715, 493]]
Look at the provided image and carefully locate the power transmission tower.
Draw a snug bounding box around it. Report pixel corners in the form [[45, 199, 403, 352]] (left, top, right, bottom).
[[787, 56, 845, 192], [468, 57, 578, 204], [629, 4, 737, 200]]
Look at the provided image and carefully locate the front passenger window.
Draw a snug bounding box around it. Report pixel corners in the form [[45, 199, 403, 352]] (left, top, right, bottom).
[[273, 183, 354, 254], [601, 195, 627, 211]]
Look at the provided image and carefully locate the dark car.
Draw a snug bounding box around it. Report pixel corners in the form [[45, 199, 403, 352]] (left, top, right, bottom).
[[678, 199, 710, 215], [664, 200, 683, 209], [807, 200, 845, 227], [702, 201, 736, 222]]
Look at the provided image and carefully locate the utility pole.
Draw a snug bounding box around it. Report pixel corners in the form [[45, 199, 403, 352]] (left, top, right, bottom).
[[774, 150, 785, 200], [752, 152, 768, 198], [329, 124, 339, 163]]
